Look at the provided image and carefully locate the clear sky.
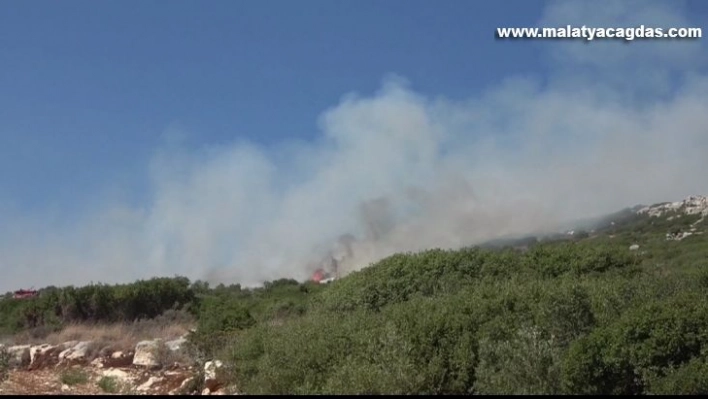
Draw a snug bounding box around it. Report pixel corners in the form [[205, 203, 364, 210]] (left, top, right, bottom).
[[0, 0, 707, 291], [0, 0, 550, 214]]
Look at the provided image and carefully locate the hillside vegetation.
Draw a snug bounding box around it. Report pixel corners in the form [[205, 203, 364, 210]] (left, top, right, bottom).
[[2, 198, 708, 394]]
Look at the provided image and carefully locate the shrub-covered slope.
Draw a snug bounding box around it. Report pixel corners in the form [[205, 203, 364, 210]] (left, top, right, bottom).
[[2, 196, 708, 394]]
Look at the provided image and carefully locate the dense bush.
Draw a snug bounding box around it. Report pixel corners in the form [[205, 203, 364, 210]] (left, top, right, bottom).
[[214, 215, 708, 394], [0, 276, 197, 335], [225, 295, 479, 395], [645, 357, 708, 395], [475, 325, 563, 394], [2, 210, 708, 395], [561, 292, 708, 394]]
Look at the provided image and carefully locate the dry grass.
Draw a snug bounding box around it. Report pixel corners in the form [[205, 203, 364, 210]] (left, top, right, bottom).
[[9, 310, 195, 355]]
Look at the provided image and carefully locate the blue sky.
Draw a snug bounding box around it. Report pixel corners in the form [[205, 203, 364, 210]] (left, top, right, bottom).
[[1, 0, 707, 290], [0, 0, 552, 214]]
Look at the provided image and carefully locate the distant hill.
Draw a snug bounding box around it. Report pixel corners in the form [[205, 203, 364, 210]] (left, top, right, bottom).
[[476, 195, 707, 251]]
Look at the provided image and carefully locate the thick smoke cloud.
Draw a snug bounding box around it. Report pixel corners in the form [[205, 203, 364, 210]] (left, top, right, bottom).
[[0, 0, 707, 291]]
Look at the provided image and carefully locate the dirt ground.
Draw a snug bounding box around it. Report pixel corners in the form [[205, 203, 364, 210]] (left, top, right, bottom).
[[0, 364, 198, 396]]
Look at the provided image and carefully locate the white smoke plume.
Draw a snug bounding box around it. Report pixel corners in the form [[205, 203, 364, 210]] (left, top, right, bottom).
[[0, 0, 707, 291]]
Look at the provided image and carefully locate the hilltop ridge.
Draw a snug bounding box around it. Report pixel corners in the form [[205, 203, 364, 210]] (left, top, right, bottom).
[[639, 195, 708, 218]]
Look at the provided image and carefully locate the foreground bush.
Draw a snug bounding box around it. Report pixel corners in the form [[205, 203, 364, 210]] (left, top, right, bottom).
[[226, 295, 479, 395]]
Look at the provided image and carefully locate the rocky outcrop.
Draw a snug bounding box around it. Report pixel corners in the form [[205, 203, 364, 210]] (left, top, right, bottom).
[[204, 360, 225, 392], [4, 345, 30, 368], [28, 344, 62, 370], [665, 231, 700, 241], [100, 351, 134, 368], [637, 195, 708, 241], [1, 335, 233, 395], [638, 195, 708, 218], [58, 341, 92, 363], [137, 375, 164, 391]]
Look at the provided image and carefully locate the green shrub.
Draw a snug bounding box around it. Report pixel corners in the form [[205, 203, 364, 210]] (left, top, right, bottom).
[[533, 282, 596, 346], [646, 357, 708, 394], [97, 376, 120, 393], [60, 369, 89, 386], [475, 326, 563, 395], [0, 276, 197, 334], [561, 292, 708, 395]]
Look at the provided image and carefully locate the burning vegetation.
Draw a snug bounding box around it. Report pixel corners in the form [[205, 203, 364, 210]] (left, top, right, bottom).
[[306, 233, 357, 284]]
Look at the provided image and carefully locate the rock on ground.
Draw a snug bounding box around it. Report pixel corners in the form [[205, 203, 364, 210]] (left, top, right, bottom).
[[204, 360, 226, 392], [133, 340, 161, 368], [165, 337, 187, 351], [59, 341, 93, 363]]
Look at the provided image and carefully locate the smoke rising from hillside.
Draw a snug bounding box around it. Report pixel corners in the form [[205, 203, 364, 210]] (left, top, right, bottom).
[[1, 0, 707, 291]]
